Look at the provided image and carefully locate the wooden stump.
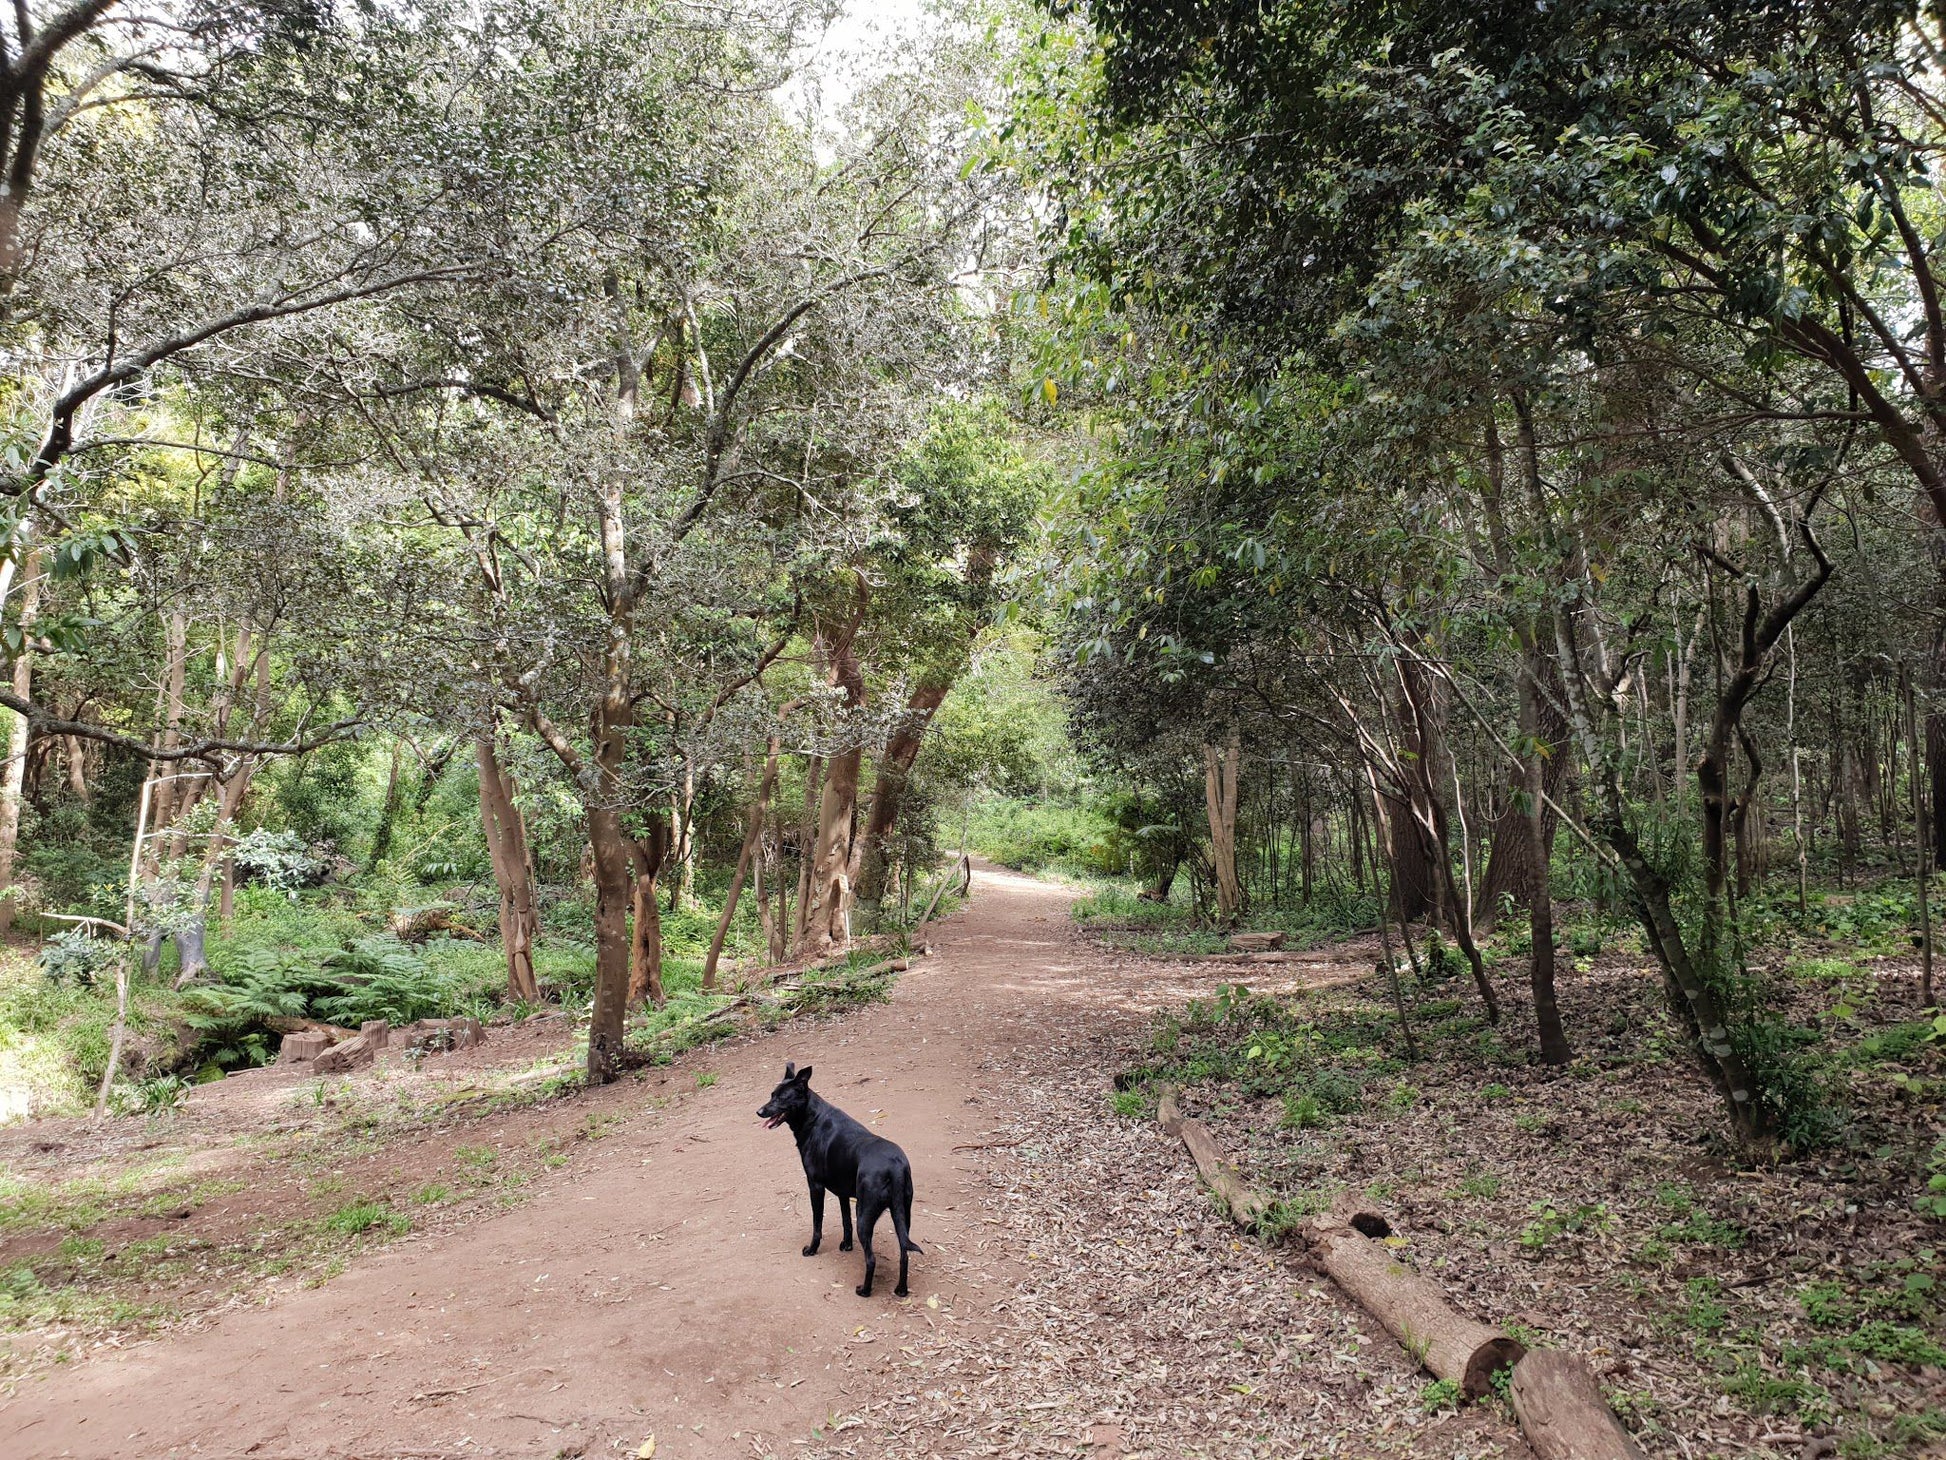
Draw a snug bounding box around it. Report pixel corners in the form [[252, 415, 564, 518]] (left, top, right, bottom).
[[278, 1030, 331, 1063], [314, 1021, 392, 1074], [1509, 1351, 1647, 1460], [1311, 1218, 1524, 1398], [1227, 931, 1286, 952]]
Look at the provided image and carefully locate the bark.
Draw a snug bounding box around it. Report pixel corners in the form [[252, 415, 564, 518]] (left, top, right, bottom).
[[1203, 729, 1243, 924], [1311, 1216, 1524, 1399], [792, 754, 821, 950], [1156, 1084, 1270, 1227], [704, 737, 784, 989], [476, 736, 541, 1003], [0, 547, 43, 932], [628, 815, 671, 1008], [1396, 658, 1500, 1022], [145, 611, 189, 870], [802, 619, 867, 956], [852, 680, 950, 906], [1523, 671, 1571, 1065], [668, 760, 695, 913], [64, 735, 89, 802], [369, 740, 406, 866], [1474, 668, 1570, 923], [585, 796, 634, 1078], [1509, 1351, 1648, 1460]]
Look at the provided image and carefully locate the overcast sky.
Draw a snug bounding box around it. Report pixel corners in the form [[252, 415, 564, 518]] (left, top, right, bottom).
[[785, 0, 942, 121]]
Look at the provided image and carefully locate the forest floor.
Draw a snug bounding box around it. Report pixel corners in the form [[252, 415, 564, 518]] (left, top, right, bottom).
[[0, 864, 1935, 1458]]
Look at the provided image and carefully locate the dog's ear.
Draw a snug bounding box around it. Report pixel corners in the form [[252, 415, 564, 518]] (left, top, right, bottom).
[[784, 1061, 796, 1079], [794, 1065, 813, 1086]]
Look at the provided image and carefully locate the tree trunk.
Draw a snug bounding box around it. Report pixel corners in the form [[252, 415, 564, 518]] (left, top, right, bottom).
[[704, 738, 783, 989], [792, 754, 821, 951], [668, 760, 695, 913], [1520, 669, 1571, 1065], [64, 736, 89, 802], [1475, 665, 1570, 924], [802, 629, 866, 955], [852, 681, 950, 906], [1509, 1351, 1648, 1460], [628, 816, 671, 1008], [0, 547, 43, 933], [476, 736, 541, 1003], [146, 612, 189, 870], [369, 740, 406, 866], [1203, 729, 1242, 924], [586, 800, 636, 1078]]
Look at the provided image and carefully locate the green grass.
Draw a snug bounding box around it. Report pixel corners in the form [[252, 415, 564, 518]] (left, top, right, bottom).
[[321, 1199, 410, 1237]]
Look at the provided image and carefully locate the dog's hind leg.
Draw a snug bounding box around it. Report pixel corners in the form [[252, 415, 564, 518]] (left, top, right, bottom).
[[854, 1198, 883, 1297], [803, 1183, 826, 1257], [897, 1167, 922, 1255], [838, 1193, 855, 1252], [889, 1185, 914, 1297]]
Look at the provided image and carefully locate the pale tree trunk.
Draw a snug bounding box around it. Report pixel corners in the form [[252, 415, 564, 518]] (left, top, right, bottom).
[[64, 736, 89, 802], [756, 825, 778, 965], [145, 611, 189, 873], [476, 734, 541, 1002], [173, 628, 272, 985], [369, 740, 405, 867], [792, 753, 820, 950], [525, 464, 641, 1083], [801, 607, 868, 955], [668, 762, 695, 913], [803, 738, 861, 954], [0, 547, 43, 933], [1203, 729, 1242, 924]]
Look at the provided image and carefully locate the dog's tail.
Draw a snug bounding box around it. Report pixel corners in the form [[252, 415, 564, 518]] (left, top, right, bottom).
[[894, 1165, 922, 1254]]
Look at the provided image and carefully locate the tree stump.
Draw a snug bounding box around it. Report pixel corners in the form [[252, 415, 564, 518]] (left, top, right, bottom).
[[278, 1030, 331, 1063], [1509, 1351, 1648, 1460], [1227, 930, 1286, 952]]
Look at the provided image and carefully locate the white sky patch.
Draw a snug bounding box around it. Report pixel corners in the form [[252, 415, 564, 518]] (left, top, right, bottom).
[[781, 0, 940, 128]]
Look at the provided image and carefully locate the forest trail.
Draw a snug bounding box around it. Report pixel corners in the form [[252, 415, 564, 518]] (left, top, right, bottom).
[[1, 864, 1373, 1460]]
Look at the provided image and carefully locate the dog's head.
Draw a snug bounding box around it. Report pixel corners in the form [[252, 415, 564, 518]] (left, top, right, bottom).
[[758, 1062, 813, 1129]]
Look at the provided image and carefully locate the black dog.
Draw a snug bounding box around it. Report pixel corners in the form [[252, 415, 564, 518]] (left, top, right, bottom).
[[758, 1062, 920, 1297]]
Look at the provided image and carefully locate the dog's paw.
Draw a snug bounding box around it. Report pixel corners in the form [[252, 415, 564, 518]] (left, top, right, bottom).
[[801, 1243, 819, 1257], [838, 1239, 854, 1251], [894, 1283, 909, 1297], [855, 1283, 872, 1297]]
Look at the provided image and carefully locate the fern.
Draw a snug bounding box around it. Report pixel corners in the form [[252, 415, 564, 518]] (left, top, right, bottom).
[[316, 937, 456, 1026]]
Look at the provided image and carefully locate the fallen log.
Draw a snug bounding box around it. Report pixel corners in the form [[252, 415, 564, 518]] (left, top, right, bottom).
[[1510, 1351, 1648, 1460], [1155, 1083, 1271, 1228], [1145, 1087, 1635, 1454], [1309, 1211, 1523, 1399], [1166, 949, 1347, 966]]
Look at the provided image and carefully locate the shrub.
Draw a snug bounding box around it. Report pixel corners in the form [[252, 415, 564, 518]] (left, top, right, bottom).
[[37, 930, 116, 986]]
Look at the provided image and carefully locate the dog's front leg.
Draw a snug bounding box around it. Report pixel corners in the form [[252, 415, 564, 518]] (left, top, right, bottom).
[[804, 1183, 826, 1257], [838, 1194, 855, 1251]]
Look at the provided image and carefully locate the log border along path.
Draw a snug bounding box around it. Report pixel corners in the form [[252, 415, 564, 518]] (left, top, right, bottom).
[[1156, 1081, 1648, 1460]]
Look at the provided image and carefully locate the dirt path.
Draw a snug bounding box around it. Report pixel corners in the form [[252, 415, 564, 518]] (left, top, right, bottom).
[[2, 865, 1527, 1460], [0, 866, 1136, 1458]]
